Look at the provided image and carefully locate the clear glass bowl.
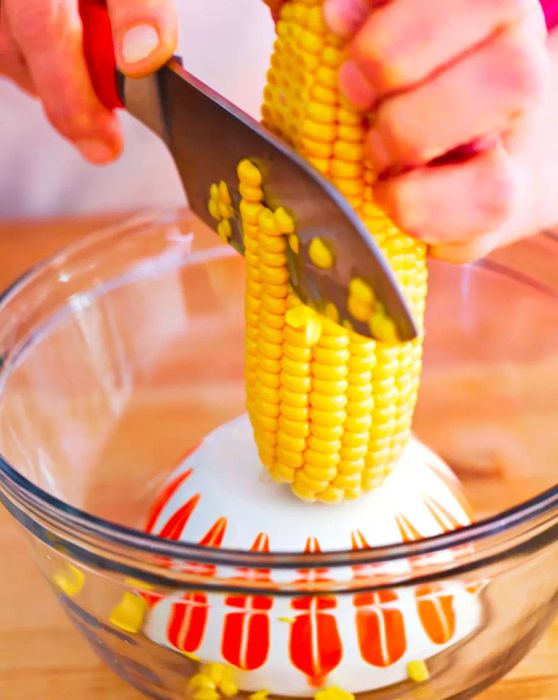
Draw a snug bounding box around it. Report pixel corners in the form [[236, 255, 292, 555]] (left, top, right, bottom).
[[0, 210, 556, 700]]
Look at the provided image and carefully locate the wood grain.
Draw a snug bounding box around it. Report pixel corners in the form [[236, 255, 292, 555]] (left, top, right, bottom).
[[0, 215, 555, 699]]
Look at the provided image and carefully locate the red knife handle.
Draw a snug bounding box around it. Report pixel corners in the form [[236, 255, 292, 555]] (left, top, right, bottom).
[[79, 0, 123, 110]]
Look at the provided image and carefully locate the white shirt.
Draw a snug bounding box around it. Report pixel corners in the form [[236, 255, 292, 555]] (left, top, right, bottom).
[[0, 0, 275, 218]]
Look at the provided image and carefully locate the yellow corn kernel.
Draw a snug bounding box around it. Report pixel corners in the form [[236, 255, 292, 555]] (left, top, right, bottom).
[[288, 234, 300, 253], [303, 119, 337, 142], [311, 423, 344, 440], [53, 564, 85, 598], [237, 1, 427, 501], [201, 663, 226, 685], [407, 659, 430, 683], [249, 691, 270, 700], [220, 682, 239, 698], [109, 592, 147, 633], [308, 237, 334, 269], [331, 160, 361, 179], [208, 199, 221, 221], [217, 219, 232, 242], [192, 690, 220, 700], [323, 302, 339, 322], [238, 158, 263, 187], [315, 687, 355, 700], [218, 180, 232, 205], [307, 101, 336, 123]]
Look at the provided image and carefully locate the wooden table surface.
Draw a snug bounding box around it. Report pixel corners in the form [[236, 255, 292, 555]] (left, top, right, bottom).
[[0, 215, 556, 699]]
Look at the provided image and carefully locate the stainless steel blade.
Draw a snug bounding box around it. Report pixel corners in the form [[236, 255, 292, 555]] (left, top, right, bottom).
[[119, 58, 418, 341]]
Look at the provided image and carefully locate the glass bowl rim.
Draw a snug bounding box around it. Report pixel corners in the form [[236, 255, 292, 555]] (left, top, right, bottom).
[[0, 209, 556, 570]]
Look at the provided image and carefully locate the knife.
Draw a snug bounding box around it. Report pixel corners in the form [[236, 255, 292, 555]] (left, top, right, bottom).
[[79, 0, 418, 342]]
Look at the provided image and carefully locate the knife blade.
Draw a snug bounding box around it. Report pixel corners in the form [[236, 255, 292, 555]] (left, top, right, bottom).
[[80, 0, 418, 342]]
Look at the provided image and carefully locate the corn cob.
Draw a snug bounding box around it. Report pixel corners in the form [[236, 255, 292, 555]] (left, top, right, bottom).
[[210, 0, 427, 503]]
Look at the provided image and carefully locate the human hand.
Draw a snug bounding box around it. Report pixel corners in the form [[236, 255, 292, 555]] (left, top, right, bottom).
[[323, 0, 552, 261], [0, 0, 177, 164]]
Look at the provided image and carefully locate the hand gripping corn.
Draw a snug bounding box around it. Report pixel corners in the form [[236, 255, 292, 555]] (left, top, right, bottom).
[[213, 0, 427, 503]]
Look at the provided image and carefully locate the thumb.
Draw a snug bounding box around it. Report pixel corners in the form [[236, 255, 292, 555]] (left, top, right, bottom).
[[107, 0, 178, 77]]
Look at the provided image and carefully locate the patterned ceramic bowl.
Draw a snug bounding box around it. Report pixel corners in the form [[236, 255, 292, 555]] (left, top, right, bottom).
[[0, 211, 556, 700]]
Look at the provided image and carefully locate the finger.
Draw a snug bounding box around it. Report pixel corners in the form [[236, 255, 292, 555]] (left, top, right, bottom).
[[429, 234, 502, 263], [365, 23, 547, 171], [0, 3, 35, 94], [374, 145, 516, 245], [324, 0, 371, 38], [0, 28, 35, 94], [6, 0, 122, 163], [342, 0, 544, 106], [107, 0, 177, 77]]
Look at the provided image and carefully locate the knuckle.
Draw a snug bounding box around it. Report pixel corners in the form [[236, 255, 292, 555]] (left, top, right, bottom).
[[477, 153, 515, 222], [376, 102, 428, 166], [9, 2, 81, 50], [498, 31, 548, 104], [42, 104, 76, 139], [0, 41, 27, 83], [352, 34, 405, 93], [43, 99, 92, 139], [377, 174, 424, 236], [431, 240, 489, 264]]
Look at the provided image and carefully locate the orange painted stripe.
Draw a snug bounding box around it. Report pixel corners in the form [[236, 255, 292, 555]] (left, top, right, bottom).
[[222, 532, 274, 671], [354, 590, 406, 667], [222, 606, 271, 670], [465, 580, 488, 595], [234, 533, 272, 584], [351, 529, 371, 550], [167, 592, 209, 653], [416, 584, 456, 644], [424, 459, 475, 522], [304, 537, 322, 554], [144, 469, 193, 534], [158, 493, 200, 541], [395, 513, 424, 543], [424, 495, 463, 531], [289, 597, 342, 687], [199, 517, 228, 547], [251, 532, 270, 553]]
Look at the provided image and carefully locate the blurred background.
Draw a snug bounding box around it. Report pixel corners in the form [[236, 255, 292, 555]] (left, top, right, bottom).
[[0, 0, 275, 220]]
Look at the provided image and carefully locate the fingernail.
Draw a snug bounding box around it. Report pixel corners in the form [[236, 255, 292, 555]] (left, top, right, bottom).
[[121, 24, 160, 64], [339, 60, 376, 109], [324, 0, 369, 37], [365, 129, 392, 174], [76, 140, 115, 164]]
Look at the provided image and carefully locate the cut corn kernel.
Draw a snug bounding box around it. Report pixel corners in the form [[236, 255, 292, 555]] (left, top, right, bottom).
[[53, 564, 85, 598], [308, 236, 335, 269], [249, 691, 270, 700], [407, 659, 430, 683], [315, 687, 355, 700], [109, 592, 147, 633]]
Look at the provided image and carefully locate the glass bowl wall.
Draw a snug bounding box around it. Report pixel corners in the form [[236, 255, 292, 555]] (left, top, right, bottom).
[[0, 211, 555, 700]]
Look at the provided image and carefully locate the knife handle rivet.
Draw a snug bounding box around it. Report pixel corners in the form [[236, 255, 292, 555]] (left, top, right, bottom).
[[308, 237, 335, 269]]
